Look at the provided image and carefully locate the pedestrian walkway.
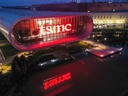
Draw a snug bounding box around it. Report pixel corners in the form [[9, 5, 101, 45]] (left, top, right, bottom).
[[82, 39, 122, 58], [2, 66, 11, 74], [0, 52, 24, 74]]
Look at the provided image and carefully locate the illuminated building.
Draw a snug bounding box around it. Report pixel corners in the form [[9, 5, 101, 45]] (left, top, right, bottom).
[[0, 8, 93, 51], [32, 2, 128, 12], [87, 12, 128, 28], [32, 2, 128, 28]]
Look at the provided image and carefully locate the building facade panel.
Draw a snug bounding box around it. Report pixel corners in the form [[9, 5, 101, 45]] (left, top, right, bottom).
[[10, 14, 93, 51], [0, 9, 93, 51]]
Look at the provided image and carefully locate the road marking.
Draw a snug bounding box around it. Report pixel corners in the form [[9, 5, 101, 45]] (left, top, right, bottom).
[[70, 55, 85, 64], [77, 59, 85, 64]]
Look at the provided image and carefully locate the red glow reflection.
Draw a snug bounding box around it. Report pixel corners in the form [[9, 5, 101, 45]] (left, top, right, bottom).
[[40, 24, 72, 35], [44, 72, 71, 90]]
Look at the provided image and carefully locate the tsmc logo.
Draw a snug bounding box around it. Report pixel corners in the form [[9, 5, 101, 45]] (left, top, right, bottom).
[[40, 24, 72, 34], [43, 72, 71, 90]]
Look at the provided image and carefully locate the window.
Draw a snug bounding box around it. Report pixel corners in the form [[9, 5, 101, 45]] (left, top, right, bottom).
[[12, 16, 87, 45], [107, 16, 108, 19], [90, 5, 92, 7], [120, 4, 122, 7], [98, 5, 100, 7], [98, 16, 99, 19], [104, 16, 105, 19], [95, 16, 96, 19], [120, 15, 122, 19], [108, 5, 110, 7], [110, 15, 111, 19], [101, 16, 102, 19], [114, 5, 116, 7]]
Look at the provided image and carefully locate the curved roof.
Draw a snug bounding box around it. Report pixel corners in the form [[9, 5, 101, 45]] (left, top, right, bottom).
[[0, 8, 93, 51], [0, 8, 90, 41]]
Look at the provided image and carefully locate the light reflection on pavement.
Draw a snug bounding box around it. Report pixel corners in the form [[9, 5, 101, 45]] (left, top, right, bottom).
[[83, 39, 122, 58], [12, 58, 89, 96]]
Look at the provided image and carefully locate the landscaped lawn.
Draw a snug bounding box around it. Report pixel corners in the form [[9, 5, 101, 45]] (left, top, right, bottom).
[[0, 63, 11, 72], [0, 31, 7, 40], [0, 43, 20, 59]]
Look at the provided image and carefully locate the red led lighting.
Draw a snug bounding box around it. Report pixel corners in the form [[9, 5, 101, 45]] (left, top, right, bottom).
[[44, 72, 71, 90], [40, 24, 72, 34]]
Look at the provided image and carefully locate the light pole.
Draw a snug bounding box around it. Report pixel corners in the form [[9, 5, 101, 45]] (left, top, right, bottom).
[[0, 63, 3, 70], [104, 38, 107, 44], [0, 49, 5, 60], [92, 35, 95, 40], [97, 40, 99, 46]]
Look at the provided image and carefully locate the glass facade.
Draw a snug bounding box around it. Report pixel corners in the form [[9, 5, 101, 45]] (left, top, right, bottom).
[[12, 16, 87, 47]]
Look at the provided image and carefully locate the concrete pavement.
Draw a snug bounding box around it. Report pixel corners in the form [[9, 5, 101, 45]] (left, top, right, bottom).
[[0, 40, 8, 62], [0, 40, 8, 45], [82, 39, 122, 58]]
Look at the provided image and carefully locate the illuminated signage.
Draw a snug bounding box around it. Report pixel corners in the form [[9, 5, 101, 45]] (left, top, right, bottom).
[[43, 72, 71, 90], [40, 24, 72, 34]]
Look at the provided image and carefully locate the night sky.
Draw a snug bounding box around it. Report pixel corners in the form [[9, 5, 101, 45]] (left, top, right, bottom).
[[0, 0, 117, 6]]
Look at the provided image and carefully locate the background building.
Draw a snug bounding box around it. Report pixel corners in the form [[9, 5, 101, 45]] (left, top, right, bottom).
[[32, 2, 128, 28], [32, 2, 128, 12], [88, 12, 128, 28]]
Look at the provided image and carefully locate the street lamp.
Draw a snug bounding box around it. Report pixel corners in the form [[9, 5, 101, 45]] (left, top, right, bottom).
[[104, 38, 107, 41], [92, 35, 95, 40], [0, 63, 2, 70], [97, 40, 99, 46], [104, 38, 107, 44]]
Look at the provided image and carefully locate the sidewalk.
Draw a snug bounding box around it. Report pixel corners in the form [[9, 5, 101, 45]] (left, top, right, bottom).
[[0, 52, 24, 74], [1, 52, 24, 66], [82, 39, 122, 58], [0, 40, 8, 45]]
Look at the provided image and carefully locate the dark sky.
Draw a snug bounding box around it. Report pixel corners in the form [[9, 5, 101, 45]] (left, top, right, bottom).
[[0, 0, 115, 6]]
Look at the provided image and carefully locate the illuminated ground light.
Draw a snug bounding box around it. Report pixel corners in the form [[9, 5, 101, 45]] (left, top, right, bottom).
[[39, 62, 47, 66], [65, 58, 71, 60], [113, 9, 115, 11], [86, 49, 89, 51], [50, 59, 58, 63], [100, 55, 104, 57], [119, 48, 123, 50], [110, 51, 114, 53]]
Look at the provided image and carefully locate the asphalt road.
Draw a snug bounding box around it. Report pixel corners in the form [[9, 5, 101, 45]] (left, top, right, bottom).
[[0, 40, 8, 63], [0, 52, 3, 61]]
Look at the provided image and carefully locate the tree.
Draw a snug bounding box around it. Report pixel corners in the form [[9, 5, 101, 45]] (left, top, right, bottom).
[[20, 61, 27, 75], [11, 61, 17, 72], [123, 30, 127, 37], [13, 56, 21, 69], [20, 54, 27, 67]]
